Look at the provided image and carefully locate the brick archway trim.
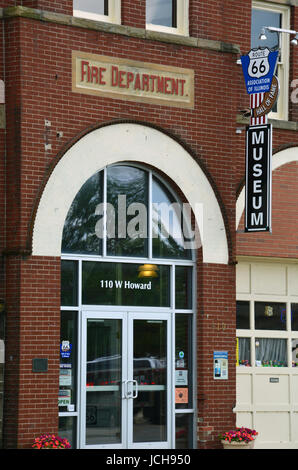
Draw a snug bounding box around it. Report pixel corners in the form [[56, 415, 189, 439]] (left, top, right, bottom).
[[32, 122, 229, 264]]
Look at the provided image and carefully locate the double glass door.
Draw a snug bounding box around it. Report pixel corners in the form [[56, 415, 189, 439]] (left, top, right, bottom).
[[80, 311, 172, 448]]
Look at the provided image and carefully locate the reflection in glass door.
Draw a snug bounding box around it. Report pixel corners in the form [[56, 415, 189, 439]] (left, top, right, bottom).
[[128, 316, 169, 447], [84, 314, 124, 447], [81, 312, 172, 449]]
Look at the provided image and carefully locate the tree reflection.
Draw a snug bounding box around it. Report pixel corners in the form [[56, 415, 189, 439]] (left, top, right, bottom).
[[62, 165, 192, 260], [106, 166, 148, 257], [62, 172, 103, 254], [152, 177, 191, 259]]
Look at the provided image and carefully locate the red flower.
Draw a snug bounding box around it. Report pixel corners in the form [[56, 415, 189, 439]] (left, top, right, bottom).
[[218, 427, 258, 443], [32, 434, 71, 449]]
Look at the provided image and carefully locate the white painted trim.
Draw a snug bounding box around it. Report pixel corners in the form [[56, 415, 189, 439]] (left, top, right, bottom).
[[0, 339, 4, 363], [0, 80, 4, 104], [73, 0, 121, 25], [236, 146, 298, 228], [146, 0, 189, 36], [32, 123, 228, 264]]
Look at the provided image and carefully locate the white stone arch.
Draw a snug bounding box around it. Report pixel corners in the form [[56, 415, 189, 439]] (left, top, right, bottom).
[[236, 146, 298, 229], [32, 123, 229, 264]]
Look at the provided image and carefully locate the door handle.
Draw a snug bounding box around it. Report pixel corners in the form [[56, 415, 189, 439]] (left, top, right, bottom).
[[132, 379, 138, 399], [124, 379, 138, 399], [122, 380, 128, 399]]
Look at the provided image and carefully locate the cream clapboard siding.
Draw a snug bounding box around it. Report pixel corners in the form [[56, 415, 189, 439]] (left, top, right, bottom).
[[236, 258, 298, 449]]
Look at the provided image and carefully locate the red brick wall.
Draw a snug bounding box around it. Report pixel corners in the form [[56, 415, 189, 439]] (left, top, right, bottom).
[[190, 0, 251, 51], [197, 261, 236, 448], [0, 0, 297, 449], [4, 17, 22, 253], [3, 256, 60, 448], [2, 256, 20, 449], [0, 1, 73, 14], [1, 11, 238, 448], [122, 0, 146, 28], [237, 159, 298, 259], [0, 0, 252, 48], [2, 15, 240, 256], [0, 1, 15, 7]]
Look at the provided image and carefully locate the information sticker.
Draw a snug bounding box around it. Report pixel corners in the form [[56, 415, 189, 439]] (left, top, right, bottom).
[[213, 351, 228, 380], [175, 388, 188, 404]]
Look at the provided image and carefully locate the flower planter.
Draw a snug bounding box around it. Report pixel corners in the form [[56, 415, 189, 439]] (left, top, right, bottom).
[[32, 434, 71, 449], [221, 440, 255, 449], [218, 427, 258, 449]]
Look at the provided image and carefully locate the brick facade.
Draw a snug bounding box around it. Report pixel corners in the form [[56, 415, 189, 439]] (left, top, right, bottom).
[[0, 0, 297, 449], [237, 160, 298, 259]]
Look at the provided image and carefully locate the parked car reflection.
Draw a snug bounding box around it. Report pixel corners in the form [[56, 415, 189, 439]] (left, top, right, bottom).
[[86, 354, 166, 387]]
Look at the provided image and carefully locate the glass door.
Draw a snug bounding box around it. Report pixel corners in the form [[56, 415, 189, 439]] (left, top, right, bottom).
[[127, 313, 171, 448], [80, 311, 172, 449], [81, 312, 126, 448]]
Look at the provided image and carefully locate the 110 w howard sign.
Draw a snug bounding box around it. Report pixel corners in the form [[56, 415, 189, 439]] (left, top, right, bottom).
[[245, 124, 272, 232]]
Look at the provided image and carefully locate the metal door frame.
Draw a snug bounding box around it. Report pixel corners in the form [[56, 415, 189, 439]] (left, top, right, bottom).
[[79, 310, 173, 449], [80, 311, 127, 449], [127, 311, 172, 449]]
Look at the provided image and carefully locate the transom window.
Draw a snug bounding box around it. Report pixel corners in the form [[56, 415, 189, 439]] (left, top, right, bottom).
[[251, 1, 290, 120], [73, 0, 121, 24], [146, 0, 189, 36], [62, 164, 194, 260]]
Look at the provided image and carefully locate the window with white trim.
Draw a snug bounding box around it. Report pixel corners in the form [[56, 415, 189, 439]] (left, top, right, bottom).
[[146, 0, 189, 36], [251, 1, 290, 120], [237, 300, 290, 367], [73, 0, 121, 25]]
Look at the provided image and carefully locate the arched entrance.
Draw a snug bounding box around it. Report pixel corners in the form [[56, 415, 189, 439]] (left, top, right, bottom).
[[31, 123, 229, 448], [32, 123, 229, 264], [60, 163, 196, 448]]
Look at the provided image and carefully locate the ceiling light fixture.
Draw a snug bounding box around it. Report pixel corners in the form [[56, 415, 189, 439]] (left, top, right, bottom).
[[138, 264, 159, 278]]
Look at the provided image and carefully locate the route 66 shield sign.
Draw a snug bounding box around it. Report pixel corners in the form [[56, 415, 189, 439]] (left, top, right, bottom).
[[241, 47, 278, 95], [248, 47, 270, 78]]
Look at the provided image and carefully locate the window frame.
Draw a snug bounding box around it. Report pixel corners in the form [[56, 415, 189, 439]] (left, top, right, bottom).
[[60, 162, 197, 448], [73, 0, 121, 25], [236, 297, 298, 368], [61, 163, 195, 261], [251, 1, 290, 121], [146, 0, 189, 37], [236, 300, 291, 367]]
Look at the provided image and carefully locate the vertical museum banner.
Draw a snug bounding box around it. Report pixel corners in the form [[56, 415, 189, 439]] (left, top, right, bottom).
[[245, 124, 272, 232]]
